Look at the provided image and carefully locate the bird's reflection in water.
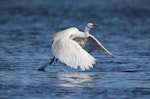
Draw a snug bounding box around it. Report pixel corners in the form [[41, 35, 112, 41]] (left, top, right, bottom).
[[55, 73, 94, 87]]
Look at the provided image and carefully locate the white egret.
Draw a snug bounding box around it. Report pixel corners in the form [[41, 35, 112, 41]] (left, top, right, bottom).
[[38, 23, 115, 71]]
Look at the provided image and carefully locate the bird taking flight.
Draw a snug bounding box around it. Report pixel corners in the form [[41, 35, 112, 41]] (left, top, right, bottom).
[[38, 23, 115, 71]]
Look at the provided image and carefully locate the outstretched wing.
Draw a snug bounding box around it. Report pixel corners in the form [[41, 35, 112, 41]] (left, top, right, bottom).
[[85, 34, 115, 57], [52, 37, 96, 71]]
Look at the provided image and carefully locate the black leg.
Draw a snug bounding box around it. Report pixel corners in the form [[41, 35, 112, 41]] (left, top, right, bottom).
[[38, 61, 49, 71], [49, 57, 56, 65], [38, 56, 56, 71]]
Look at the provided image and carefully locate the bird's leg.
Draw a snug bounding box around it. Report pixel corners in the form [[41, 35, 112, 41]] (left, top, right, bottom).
[[49, 56, 56, 65], [38, 56, 56, 71], [38, 61, 49, 71]]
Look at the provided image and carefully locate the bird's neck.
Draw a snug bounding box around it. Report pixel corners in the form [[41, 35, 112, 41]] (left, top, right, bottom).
[[84, 26, 90, 37]]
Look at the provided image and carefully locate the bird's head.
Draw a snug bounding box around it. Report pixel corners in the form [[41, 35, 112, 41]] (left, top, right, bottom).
[[87, 23, 99, 28], [85, 23, 99, 36]]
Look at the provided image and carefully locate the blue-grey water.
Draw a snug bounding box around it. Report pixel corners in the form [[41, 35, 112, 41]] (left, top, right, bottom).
[[0, 0, 150, 99]]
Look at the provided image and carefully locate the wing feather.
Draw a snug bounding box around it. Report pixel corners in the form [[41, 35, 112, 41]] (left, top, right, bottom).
[[75, 34, 115, 57], [52, 37, 96, 71]]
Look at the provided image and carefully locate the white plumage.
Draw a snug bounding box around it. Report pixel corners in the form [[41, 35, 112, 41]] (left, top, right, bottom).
[[52, 28, 96, 70], [38, 23, 115, 71]]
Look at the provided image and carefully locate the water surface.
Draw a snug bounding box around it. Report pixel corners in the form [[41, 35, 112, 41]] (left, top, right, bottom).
[[0, 0, 150, 99]]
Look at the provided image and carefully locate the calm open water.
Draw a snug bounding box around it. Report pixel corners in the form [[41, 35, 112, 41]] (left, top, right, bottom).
[[0, 0, 150, 99]]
